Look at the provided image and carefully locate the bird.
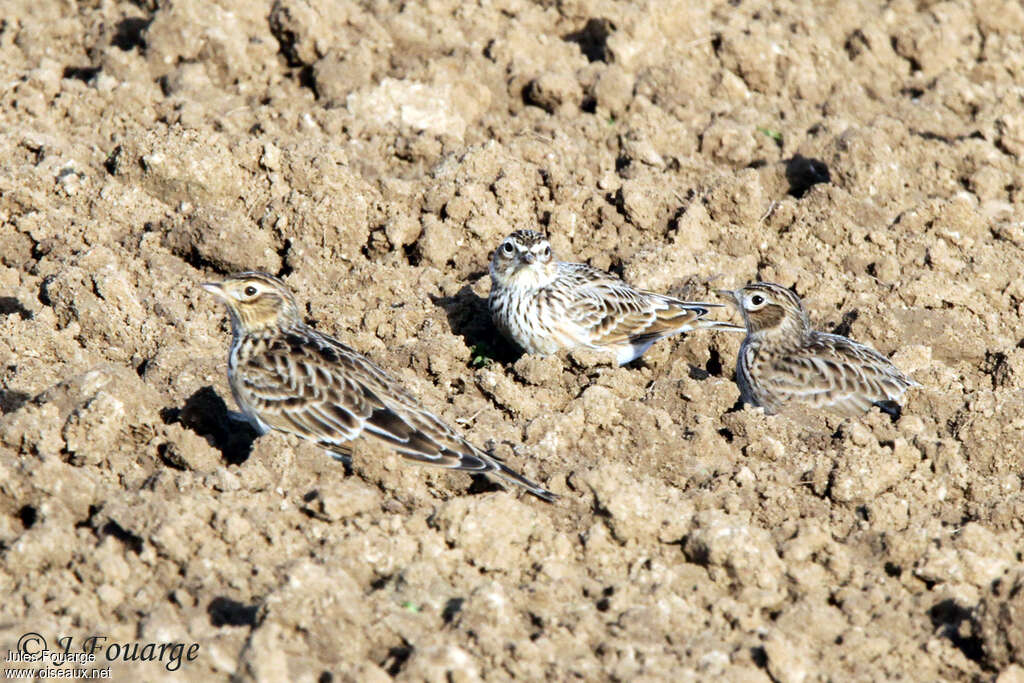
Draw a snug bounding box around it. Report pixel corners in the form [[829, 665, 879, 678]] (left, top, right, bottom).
[[200, 271, 556, 502], [717, 282, 920, 416], [487, 230, 743, 365]]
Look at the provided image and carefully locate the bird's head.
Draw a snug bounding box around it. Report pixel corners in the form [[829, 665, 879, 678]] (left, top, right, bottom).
[[489, 230, 557, 289], [201, 271, 302, 336], [717, 282, 810, 342]]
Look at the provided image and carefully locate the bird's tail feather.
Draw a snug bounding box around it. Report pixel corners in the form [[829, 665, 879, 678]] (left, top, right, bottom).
[[393, 439, 557, 503], [661, 300, 745, 335], [488, 459, 558, 503], [696, 319, 745, 333]]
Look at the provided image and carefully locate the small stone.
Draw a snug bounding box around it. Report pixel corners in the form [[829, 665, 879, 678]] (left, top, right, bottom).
[[764, 632, 811, 683], [617, 181, 659, 230], [416, 216, 459, 266], [302, 481, 380, 521], [524, 72, 582, 113], [593, 65, 634, 115], [996, 665, 1024, 683], [260, 143, 281, 172], [701, 118, 757, 167]]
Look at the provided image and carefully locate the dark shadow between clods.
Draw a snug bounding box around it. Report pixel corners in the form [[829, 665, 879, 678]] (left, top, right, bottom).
[[208, 596, 259, 628], [430, 284, 524, 366], [161, 386, 260, 465], [785, 154, 831, 198], [564, 18, 615, 63]]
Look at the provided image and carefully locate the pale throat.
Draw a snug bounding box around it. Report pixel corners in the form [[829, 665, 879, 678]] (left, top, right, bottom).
[[507, 261, 557, 290], [233, 305, 290, 337]]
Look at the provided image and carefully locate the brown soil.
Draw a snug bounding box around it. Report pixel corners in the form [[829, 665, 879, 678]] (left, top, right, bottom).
[[2, 0, 1024, 680]]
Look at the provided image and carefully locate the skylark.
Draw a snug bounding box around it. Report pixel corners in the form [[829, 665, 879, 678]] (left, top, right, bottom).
[[201, 271, 556, 501], [488, 230, 742, 365], [718, 282, 920, 416]]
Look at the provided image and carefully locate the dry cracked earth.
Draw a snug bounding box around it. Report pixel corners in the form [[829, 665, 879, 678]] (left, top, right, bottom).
[[2, 0, 1024, 680]]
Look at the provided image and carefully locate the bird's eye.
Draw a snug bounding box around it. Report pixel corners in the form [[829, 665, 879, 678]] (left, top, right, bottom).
[[502, 242, 514, 254], [244, 285, 258, 297], [542, 245, 551, 256], [751, 295, 764, 306]]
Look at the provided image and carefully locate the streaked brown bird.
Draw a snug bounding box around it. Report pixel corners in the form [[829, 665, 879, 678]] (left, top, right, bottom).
[[201, 271, 555, 501], [718, 282, 919, 416], [488, 230, 742, 365]]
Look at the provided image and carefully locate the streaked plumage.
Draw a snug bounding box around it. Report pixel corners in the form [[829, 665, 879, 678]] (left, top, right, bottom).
[[201, 271, 555, 502], [488, 230, 743, 365], [719, 282, 920, 416]]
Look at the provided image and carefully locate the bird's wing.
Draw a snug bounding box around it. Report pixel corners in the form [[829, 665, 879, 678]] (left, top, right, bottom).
[[237, 332, 557, 501], [762, 334, 917, 415], [557, 263, 725, 346], [237, 333, 487, 468]]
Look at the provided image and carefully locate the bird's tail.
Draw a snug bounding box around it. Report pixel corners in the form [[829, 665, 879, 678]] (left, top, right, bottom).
[[487, 458, 558, 503], [678, 301, 745, 333], [648, 300, 746, 339], [694, 318, 746, 333], [393, 434, 558, 502]]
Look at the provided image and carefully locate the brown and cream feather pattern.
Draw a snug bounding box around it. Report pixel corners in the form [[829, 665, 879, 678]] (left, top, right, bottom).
[[203, 271, 555, 502], [489, 231, 742, 365], [721, 282, 920, 416]]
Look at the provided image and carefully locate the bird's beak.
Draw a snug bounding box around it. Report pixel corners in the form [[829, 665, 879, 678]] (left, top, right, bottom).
[[715, 289, 740, 307], [523, 253, 536, 265], [201, 282, 227, 301]]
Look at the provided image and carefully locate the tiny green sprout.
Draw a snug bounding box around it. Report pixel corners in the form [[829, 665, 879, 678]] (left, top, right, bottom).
[[470, 343, 495, 368], [401, 601, 421, 613], [608, 115, 616, 125], [757, 126, 783, 142]]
